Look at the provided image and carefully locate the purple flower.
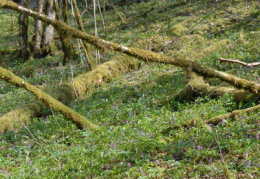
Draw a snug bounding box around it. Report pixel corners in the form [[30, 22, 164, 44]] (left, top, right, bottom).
[[244, 152, 248, 158], [197, 146, 203, 151], [128, 163, 131, 167], [156, 160, 159, 165], [111, 142, 116, 149], [139, 167, 144, 174], [209, 158, 213, 164], [2, 167, 7, 174], [256, 133, 259, 140]]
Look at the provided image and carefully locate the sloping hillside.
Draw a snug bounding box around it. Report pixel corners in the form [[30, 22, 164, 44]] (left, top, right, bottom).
[[0, 0, 259, 178]]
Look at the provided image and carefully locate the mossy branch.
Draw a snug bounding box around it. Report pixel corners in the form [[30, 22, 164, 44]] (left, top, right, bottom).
[[205, 104, 260, 125], [162, 104, 260, 134], [0, 66, 98, 131], [176, 70, 254, 102], [0, 55, 140, 133], [1, 0, 259, 95]]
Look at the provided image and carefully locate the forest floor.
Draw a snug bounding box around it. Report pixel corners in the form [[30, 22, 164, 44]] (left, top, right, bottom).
[[0, 0, 259, 178]]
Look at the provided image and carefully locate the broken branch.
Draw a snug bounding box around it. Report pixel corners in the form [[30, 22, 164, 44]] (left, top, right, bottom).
[[0, 66, 98, 131], [218, 58, 260, 67]]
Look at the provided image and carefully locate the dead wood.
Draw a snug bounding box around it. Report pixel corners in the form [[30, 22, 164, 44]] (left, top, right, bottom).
[[1, 0, 260, 133], [0, 66, 98, 131], [176, 69, 254, 102], [1, 1, 258, 95], [205, 104, 260, 125], [0, 54, 140, 134], [218, 58, 260, 67], [162, 104, 260, 134]]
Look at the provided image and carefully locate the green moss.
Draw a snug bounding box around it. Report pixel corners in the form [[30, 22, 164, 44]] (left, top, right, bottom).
[[170, 24, 186, 36], [18, 65, 36, 77], [238, 33, 249, 44]]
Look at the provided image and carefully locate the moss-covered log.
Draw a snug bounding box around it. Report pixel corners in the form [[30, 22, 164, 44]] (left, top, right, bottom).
[[0, 55, 139, 133], [205, 104, 260, 125], [1, 0, 259, 95], [0, 66, 98, 133], [176, 70, 254, 102], [162, 103, 260, 134]]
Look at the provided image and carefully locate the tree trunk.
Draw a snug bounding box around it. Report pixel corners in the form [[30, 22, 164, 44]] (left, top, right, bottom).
[[0, 66, 98, 131], [62, 0, 68, 24], [18, 0, 29, 60], [32, 0, 45, 57], [176, 69, 254, 102], [0, 54, 140, 134], [42, 0, 56, 54], [71, 0, 94, 70], [54, 0, 73, 64], [205, 104, 260, 125]]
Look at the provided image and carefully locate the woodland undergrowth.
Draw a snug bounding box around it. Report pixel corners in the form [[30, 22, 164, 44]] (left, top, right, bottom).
[[0, 0, 259, 178]]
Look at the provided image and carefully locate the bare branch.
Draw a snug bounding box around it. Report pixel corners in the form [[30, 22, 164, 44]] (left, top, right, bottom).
[[218, 58, 260, 67]]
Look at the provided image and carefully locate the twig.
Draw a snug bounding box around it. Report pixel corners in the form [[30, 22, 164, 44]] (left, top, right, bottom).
[[218, 58, 260, 67]]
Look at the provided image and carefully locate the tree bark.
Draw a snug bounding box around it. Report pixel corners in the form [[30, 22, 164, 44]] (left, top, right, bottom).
[[176, 69, 254, 102], [62, 0, 68, 24], [71, 0, 94, 69], [0, 66, 98, 131], [42, 0, 56, 54], [0, 54, 140, 134], [33, 0, 45, 57], [54, 0, 73, 64], [18, 0, 29, 60], [162, 103, 260, 134], [217, 58, 260, 67], [205, 104, 260, 125]]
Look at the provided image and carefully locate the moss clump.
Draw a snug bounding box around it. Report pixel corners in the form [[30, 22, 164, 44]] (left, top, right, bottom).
[[170, 24, 186, 36], [18, 65, 36, 77], [203, 39, 230, 55], [238, 33, 249, 44]]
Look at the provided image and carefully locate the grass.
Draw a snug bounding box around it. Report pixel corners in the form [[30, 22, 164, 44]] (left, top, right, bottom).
[[0, 0, 259, 178]]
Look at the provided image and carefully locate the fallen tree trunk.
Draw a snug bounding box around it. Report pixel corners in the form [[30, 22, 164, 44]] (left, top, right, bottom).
[[162, 103, 260, 134], [0, 66, 98, 131], [176, 70, 254, 102], [1, 0, 259, 95], [217, 58, 260, 67], [0, 55, 140, 134], [205, 104, 260, 125]]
